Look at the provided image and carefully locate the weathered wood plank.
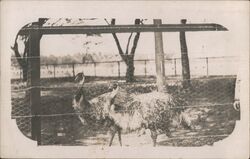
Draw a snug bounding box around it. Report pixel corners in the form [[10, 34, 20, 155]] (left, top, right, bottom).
[[28, 22, 41, 145], [180, 19, 191, 88], [154, 19, 166, 92], [19, 23, 228, 35]]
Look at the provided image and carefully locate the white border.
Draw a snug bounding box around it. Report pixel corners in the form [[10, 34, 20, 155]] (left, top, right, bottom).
[[1, 1, 249, 158]]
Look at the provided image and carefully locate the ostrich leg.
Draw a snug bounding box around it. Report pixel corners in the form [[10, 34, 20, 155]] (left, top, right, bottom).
[[109, 129, 116, 146], [150, 130, 158, 147], [117, 128, 122, 146], [109, 125, 118, 146]]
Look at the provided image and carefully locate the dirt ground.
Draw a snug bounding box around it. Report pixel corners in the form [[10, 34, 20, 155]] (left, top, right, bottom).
[[11, 76, 240, 146]]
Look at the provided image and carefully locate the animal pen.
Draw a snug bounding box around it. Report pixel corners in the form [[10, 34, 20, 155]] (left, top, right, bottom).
[[11, 18, 240, 146]]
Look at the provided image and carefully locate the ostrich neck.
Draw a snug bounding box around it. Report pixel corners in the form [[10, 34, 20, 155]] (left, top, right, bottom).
[[75, 86, 91, 107]]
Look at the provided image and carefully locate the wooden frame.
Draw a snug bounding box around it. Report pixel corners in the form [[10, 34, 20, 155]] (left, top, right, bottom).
[[25, 18, 227, 145]]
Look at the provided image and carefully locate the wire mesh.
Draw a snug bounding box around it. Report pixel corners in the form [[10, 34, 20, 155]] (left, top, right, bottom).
[[11, 56, 240, 146]]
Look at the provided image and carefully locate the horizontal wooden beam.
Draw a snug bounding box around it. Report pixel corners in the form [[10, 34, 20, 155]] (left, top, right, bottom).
[[19, 23, 228, 35]]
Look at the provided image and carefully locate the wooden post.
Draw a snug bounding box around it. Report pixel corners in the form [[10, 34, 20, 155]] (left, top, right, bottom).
[[117, 61, 120, 78], [72, 63, 75, 77], [180, 19, 191, 88], [174, 58, 177, 76], [206, 57, 209, 77], [144, 60, 147, 77], [53, 64, 56, 78], [154, 19, 166, 92], [28, 19, 42, 145]]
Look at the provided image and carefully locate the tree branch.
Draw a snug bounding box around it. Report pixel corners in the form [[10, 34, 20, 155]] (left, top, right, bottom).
[[125, 33, 133, 55], [11, 42, 26, 68], [23, 37, 30, 57], [107, 19, 127, 62], [130, 32, 140, 57], [112, 33, 126, 61]]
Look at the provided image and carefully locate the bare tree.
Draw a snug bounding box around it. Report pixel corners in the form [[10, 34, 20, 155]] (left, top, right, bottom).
[[107, 19, 141, 82], [11, 19, 47, 81], [11, 34, 29, 81]]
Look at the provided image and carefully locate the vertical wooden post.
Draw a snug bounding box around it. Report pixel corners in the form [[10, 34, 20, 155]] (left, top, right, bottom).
[[53, 64, 56, 78], [28, 19, 42, 145], [180, 19, 191, 88], [154, 19, 166, 92], [72, 63, 75, 77], [144, 60, 147, 77], [174, 58, 177, 76], [117, 61, 120, 78], [206, 57, 209, 77]]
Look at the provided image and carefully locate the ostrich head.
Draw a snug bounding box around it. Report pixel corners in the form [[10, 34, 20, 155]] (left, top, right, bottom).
[[74, 72, 85, 86]]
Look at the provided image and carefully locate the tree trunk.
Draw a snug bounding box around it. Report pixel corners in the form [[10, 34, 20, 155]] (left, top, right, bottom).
[[12, 43, 28, 82], [110, 19, 141, 83], [125, 57, 135, 82]]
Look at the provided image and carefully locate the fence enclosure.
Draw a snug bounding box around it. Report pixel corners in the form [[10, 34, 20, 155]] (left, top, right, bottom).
[[11, 19, 237, 146], [11, 56, 239, 80]]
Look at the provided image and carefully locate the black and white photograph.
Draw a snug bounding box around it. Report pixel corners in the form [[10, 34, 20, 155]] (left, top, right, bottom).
[[0, 1, 249, 158]]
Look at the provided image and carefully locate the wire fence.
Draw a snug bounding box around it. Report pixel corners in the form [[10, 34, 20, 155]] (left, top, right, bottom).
[[11, 63, 240, 146], [11, 56, 239, 79], [11, 102, 235, 119]]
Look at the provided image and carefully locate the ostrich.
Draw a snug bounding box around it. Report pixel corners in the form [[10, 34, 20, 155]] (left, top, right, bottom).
[[72, 72, 123, 146], [72, 73, 192, 146], [103, 85, 179, 146]]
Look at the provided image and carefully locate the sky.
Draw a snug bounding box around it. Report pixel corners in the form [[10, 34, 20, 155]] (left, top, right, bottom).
[[2, 1, 249, 59]]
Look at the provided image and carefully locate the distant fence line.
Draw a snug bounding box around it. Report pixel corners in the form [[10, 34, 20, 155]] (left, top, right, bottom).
[[11, 56, 239, 79]]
